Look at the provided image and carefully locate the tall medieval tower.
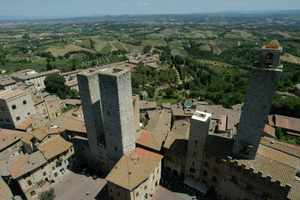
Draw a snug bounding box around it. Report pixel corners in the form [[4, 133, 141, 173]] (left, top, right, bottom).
[[233, 41, 283, 159], [98, 68, 136, 161], [185, 111, 212, 180], [78, 67, 136, 171]]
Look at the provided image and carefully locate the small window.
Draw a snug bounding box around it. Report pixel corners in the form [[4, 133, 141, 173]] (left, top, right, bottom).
[[23, 100, 27, 105], [30, 190, 36, 196], [43, 172, 47, 176], [16, 116, 21, 121], [12, 105, 16, 110], [203, 170, 208, 177], [27, 180, 32, 186], [212, 176, 218, 183], [136, 192, 139, 197], [144, 185, 147, 190], [190, 168, 195, 173], [230, 176, 238, 184], [296, 170, 300, 178], [27, 112, 31, 116], [246, 184, 253, 191], [54, 172, 58, 177], [114, 147, 118, 152]]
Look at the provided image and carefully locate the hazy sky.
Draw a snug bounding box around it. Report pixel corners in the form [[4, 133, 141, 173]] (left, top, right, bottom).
[[1, 0, 300, 18]]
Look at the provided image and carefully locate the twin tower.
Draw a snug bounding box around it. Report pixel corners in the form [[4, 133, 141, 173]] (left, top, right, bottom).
[[78, 68, 136, 171]]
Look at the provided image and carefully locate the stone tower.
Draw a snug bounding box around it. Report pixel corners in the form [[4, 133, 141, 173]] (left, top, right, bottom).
[[98, 68, 136, 162], [78, 67, 136, 170], [233, 41, 283, 159], [78, 70, 106, 162], [185, 111, 212, 180]]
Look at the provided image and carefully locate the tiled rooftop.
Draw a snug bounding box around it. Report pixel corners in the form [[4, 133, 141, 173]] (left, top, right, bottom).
[[38, 135, 72, 160], [9, 151, 47, 179], [0, 88, 27, 100], [106, 148, 163, 190]]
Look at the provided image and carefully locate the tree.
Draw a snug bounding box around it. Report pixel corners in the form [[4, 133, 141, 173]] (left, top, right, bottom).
[[68, 89, 80, 99], [275, 128, 286, 140], [44, 74, 69, 99], [46, 58, 53, 71], [143, 45, 152, 54], [39, 188, 55, 200], [22, 33, 30, 40]]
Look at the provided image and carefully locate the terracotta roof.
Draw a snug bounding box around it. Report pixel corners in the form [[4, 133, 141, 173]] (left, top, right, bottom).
[[137, 130, 161, 151], [171, 104, 194, 117], [196, 104, 241, 131], [230, 137, 300, 200], [263, 124, 276, 138], [140, 100, 157, 110], [0, 177, 13, 200], [9, 151, 47, 179], [164, 120, 189, 159], [21, 134, 34, 145], [164, 119, 190, 149], [0, 75, 16, 86], [106, 148, 163, 191], [15, 117, 33, 131], [63, 99, 81, 106], [260, 137, 300, 159], [50, 109, 86, 135], [31, 127, 48, 142], [215, 115, 227, 132], [269, 115, 300, 133], [0, 129, 25, 151], [145, 109, 172, 150], [38, 135, 73, 160], [12, 69, 60, 81], [31, 126, 65, 142], [0, 89, 27, 100], [65, 79, 78, 87]]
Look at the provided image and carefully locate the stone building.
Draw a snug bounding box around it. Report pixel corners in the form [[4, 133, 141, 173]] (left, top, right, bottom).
[[132, 95, 141, 134], [163, 119, 190, 179], [78, 67, 136, 172], [8, 135, 74, 200], [106, 148, 163, 200], [0, 89, 36, 130], [78, 69, 107, 169], [180, 42, 300, 200], [62, 70, 82, 92], [268, 114, 300, 137], [98, 68, 136, 162], [11, 69, 60, 92], [233, 41, 283, 159], [184, 111, 212, 191], [0, 176, 14, 200], [0, 75, 17, 90]]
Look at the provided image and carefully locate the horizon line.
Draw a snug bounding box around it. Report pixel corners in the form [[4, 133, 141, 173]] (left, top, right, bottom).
[[0, 8, 300, 22]]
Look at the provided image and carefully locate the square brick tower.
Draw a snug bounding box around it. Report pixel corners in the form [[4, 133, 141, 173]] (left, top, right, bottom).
[[233, 41, 283, 159]]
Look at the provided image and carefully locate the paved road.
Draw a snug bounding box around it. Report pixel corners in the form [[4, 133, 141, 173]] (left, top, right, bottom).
[[53, 171, 106, 200]]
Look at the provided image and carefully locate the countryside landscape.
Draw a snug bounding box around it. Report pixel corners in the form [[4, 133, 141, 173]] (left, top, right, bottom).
[[1, 10, 300, 200]]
